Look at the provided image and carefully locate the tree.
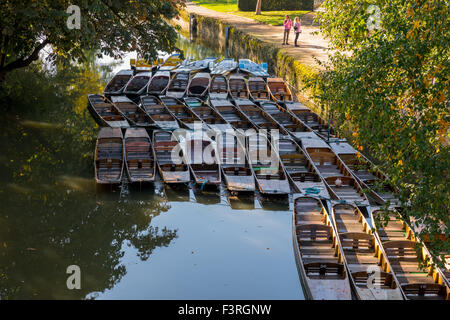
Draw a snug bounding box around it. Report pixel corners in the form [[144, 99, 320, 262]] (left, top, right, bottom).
[[255, 0, 262, 15], [0, 0, 185, 81], [307, 0, 449, 261]]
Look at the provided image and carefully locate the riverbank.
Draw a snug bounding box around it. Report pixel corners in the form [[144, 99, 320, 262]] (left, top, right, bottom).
[[172, 2, 330, 115]]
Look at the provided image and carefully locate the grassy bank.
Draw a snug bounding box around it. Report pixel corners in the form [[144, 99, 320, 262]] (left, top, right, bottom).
[[191, 0, 309, 26]]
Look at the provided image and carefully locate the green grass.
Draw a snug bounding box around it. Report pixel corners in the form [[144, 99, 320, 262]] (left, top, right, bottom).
[[191, 0, 309, 26]]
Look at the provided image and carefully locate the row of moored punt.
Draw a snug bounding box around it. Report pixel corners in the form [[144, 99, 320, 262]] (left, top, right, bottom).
[[88, 55, 449, 300]]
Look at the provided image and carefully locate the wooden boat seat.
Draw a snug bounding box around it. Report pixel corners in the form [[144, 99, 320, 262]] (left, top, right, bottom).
[[297, 224, 332, 241], [401, 283, 447, 300], [303, 262, 345, 279], [352, 271, 395, 289], [339, 232, 374, 250]]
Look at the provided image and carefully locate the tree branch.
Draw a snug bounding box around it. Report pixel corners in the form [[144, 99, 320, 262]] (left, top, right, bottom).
[[0, 39, 49, 78]]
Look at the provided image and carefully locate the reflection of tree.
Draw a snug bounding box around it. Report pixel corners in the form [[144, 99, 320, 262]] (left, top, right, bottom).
[[0, 59, 177, 299], [0, 188, 176, 299]]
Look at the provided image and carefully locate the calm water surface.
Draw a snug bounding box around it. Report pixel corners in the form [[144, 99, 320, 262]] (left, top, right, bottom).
[[0, 37, 303, 300]]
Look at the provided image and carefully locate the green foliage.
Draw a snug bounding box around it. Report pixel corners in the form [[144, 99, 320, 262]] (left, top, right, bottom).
[[238, 0, 314, 12], [0, 0, 184, 79], [307, 0, 449, 260]]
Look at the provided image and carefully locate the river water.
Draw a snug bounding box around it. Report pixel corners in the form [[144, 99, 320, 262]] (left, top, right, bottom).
[[0, 36, 303, 299]]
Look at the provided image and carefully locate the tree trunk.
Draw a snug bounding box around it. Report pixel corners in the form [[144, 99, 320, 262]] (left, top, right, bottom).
[[255, 0, 262, 15]]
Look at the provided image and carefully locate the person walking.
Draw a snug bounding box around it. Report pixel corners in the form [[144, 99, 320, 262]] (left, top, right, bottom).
[[293, 17, 302, 47], [283, 15, 292, 45]]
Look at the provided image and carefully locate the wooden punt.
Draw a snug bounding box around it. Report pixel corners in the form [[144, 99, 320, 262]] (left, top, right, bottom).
[[123, 72, 152, 95], [228, 74, 250, 99], [247, 134, 290, 195], [166, 71, 190, 98], [258, 101, 311, 140], [187, 72, 211, 97], [110, 96, 155, 127], [160, 96, 208, 131], [180, 134, 221, 188], [238, 59, 269, 78], [103, 69, 134, 96], [87, 94, 130, 128], [124, 128, 156, 183], [209, 75, 229, 100], [153, 130, 190, 184], [248, 77, 270, 102], [293, 196, 352, 300], [176, 57, 217, 73], [140, 95, 179, 130], [209, 99, 257, 131], [285, 103, 337, 140], [370, 208, 450, 300], [184, 97, 233, 133], [211, 58, 238, 75], [276, 137, 329, 199], [331, 203, 404, 300], [234, 99, 289, 135], [147, 71, 171, 95], [300, 135, 369, 205], [95, 127, 124, 184], [329, 141, 399, 205], [219, 133, 255, 193], [267, 78, 293, 103]]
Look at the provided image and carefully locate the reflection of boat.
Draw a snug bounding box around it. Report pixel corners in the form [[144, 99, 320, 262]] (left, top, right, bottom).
[[247, 134, 290, 195], [238, 59, 269, 77], [285, 103, 336, 140], [292, 196, 352, 300], [209, 75, 229, 100], [147, 71, 171, 95], [111, 96, 155, 127], [164, 184, 190, 202], [166, 71, 190, 98], [234, 99, 288, 134], [181, 134, 221, 189], [211, 58, 238, 75], [331, 203, 404, 300], [140, 95, 179, 130], [124, 128, 156, 183], [153, 130, 190, 185], [193, 189, 221, 205], [184, 97, 232, 133], [267, 78, 293, 103], [370, 208, 449, 300], [219, 133, 255, 193], [300, 134, 369, 206], [228, 74, 250, 99], [103, 69, 134, 96], [258, 101, 311, 140], [248, 77, 270, 102], [123, 72, 152, 95], [276, 137, 329, 199], [160, 96, 208, 130], [187, 72, 211, 97], [227, 195, 255, 210], [95, 128, 124, 184], [209, 99, 256, 131], [329, 141, 398, 205], [87, 94, 129, 128]]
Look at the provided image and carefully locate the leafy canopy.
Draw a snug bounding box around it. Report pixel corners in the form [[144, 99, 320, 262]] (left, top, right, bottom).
[[307, 0, 449, 260], [0, 0, 185, 79]]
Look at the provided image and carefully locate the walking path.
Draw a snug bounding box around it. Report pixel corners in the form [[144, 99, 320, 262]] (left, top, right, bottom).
[[182, 2, 330, 67]]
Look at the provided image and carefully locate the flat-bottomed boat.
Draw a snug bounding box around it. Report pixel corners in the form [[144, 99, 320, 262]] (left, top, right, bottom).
[[95, 127, 124, 184], [87, 94, 130, 128], [140, 95, 179, 130], [124, 128, 156, 183]]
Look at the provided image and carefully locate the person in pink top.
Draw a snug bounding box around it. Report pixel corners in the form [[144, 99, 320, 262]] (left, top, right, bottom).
[[293, 17, 302, 47], [282, 15, 292, 45]]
